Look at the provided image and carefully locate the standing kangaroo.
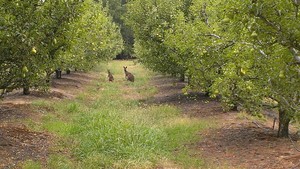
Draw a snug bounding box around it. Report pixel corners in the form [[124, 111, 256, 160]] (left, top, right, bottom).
[[123, 66, 134, 82], [107, 70, 114, 82]]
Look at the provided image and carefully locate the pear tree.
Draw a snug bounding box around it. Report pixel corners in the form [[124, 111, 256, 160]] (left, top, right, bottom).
[[220, 0, 300, 137], [0, 0, 123, 96], [66, 0, 123, 70], [125, 0, 187, 77], [168, 0, 300, 137]]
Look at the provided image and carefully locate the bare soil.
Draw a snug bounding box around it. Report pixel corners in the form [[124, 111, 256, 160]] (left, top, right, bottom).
[[1, 72, 300, 169], [0, 71, 99, 168]]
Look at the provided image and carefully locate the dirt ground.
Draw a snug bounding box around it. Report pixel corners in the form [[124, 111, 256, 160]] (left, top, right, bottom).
[[1, 72, 300, 168], [0, 71, 99, 168]]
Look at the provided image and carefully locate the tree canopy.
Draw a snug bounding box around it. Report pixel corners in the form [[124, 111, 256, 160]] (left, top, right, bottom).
[[125, 0, 300, 137], [102, 0, 134, 59], [0, 0, 123, 95]]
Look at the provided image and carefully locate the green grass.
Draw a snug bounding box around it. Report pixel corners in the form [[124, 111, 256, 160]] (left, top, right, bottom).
[[47, 155, 75, 169], [26, 60, 215, 168], [22, 160, 42, 169]]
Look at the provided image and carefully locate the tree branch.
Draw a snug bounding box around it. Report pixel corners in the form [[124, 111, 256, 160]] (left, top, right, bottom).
[[201, 3, 209, 25], [255, 13, 300, 63], [289, 47, 300, 64], [204, 34, 221, 39]]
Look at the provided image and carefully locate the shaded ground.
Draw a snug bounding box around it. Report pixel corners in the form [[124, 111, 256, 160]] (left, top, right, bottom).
[[0, 71, 99, 168], [1, 72, 300, 168], [149, 75, 300, 169]]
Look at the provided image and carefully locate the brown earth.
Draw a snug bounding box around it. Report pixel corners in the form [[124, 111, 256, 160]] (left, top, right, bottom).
[[1, 72, 300, 169], [0, 71, 100, 168]]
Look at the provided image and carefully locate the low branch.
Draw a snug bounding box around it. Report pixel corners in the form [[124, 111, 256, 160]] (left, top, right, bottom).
[[255, 14, 300, 63], [277, 94, 298, 112], [262, 103, 278, 109], [256, 14, 281, 31], [197, 33, 222, 39], [204, 34, 221, 39], [289, 47, 300, 64], [241, 42, 268, 57]]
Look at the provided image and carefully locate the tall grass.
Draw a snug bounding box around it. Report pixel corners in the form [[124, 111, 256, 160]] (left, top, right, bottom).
[[29, 60, 215, 168]]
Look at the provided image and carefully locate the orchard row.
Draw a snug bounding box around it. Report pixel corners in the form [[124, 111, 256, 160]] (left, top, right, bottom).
[[124, 0, 300, 137], [0, 0, 123, 95]]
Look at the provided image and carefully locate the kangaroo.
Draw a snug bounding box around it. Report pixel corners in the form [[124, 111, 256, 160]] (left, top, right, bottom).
[[123, 66, 134, 82], [107, 70, 114, 82]]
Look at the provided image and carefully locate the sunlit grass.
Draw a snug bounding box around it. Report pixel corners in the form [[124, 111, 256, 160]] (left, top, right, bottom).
[[47, 155, 74, 169], [22, 160, 41, 169], [26, 60, 215, 168]]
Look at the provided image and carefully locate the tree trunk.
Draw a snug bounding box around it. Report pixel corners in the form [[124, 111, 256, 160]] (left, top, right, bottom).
[[23, 87, 30, 95], [231, 104, 238, 111], [22, 78, 30, 95], [179, 73, 185, 82], [277, 108, 291, 137], [66, 69, 70, 74], [55, 69, 62, 79]]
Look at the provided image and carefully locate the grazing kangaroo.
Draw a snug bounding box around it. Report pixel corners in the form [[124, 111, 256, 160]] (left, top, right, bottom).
[[107, 70, 114, 82], [123, 66, 134, 82]]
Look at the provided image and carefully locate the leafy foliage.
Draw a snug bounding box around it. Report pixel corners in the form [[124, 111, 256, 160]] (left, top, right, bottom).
[[0, 0, 123, 95], [125, 0, 300, 137], [102, 0, 134, 59], [67, 0, 123, 70], [125, 0, 186, 75]]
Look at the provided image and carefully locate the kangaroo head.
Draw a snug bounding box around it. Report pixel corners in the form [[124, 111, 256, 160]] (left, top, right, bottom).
[[123, 66, 127, 72]]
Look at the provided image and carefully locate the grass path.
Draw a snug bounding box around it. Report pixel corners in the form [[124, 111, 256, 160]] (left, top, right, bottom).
[[23, 60, 215, 169]]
